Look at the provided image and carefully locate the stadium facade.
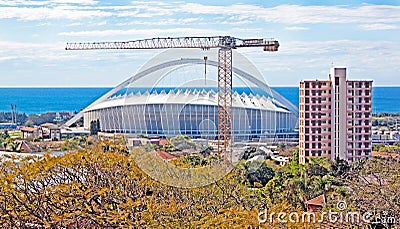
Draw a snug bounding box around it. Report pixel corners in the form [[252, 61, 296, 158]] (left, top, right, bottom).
[[83, 88, 296, 140]]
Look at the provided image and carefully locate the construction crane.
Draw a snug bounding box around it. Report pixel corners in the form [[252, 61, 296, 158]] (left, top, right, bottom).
[[66, 36, 279, 165]]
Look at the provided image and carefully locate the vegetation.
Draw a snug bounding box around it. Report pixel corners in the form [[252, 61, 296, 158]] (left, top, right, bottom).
[[60, 135, 89, 152], [0, 143, 266, 228], [169, 135, 196, 151], [25, 113, 56, 126], [0, 130, 18, 151], [0, 141, 399, 228], [0, 112, 27, 125], [372, 143, 400, 153], [343, 157, 400, 228]]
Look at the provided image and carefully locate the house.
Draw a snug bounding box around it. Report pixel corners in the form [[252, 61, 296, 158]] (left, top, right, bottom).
[[49, 126, 61, 140], [20, 127, 41, 140], [59, 112, 72, 120], [40, 123, 61, 140], [15, 140, 41, 153], [304, 194, 326, 212]]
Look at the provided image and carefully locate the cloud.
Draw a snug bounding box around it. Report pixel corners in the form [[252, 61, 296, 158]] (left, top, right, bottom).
[[49, 0, 98, 5], [359, 23, 400, 30], [0, 0, 47, 6], [239, 39, 400, 71], [2, 1, 400, 26], [0, 0, 98, 5], [179, 3, 400, 24], [116, 18, 201, 26], [0, 6, 111, 20], [0, 40, 74, 65], [58, 27, 221, 37], [284, 26, 309, 31]]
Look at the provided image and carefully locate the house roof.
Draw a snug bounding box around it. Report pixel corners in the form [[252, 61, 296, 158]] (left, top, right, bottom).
[[156, 149, 177, 160], [372, 151, 400, 159], [159, 139, 169, 146], [20, 127, 38, 132], [40, 123, 57, 127], [304, 194, 326, 207]]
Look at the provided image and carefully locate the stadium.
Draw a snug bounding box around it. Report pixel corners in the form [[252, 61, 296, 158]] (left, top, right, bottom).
[[66, 49, 299, 142]]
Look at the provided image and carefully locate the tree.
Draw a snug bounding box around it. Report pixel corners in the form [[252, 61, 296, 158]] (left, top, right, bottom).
[[169, 135, 196, 151], [342, 157, 400, 228], [244, 161, 275, 187], [0, 141, 270, 228], [240, 147, 256, 160], [292, 148, 299, 166], [0, 130, 10, 139]]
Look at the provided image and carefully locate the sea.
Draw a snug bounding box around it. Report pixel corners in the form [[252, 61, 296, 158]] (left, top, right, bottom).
[[0, 87, 399, 114]]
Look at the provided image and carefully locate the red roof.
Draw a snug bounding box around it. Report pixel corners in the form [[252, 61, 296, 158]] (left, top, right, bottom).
[[21, 127, 38, 132], [372, 151, 400, 159], [40, 122, 57, 127], [159, 139, 169, 146], [305, 194, 326, 207], [156, 149, 177, 160]]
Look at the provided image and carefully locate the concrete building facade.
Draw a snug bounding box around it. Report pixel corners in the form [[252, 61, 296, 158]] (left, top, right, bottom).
[[299, 67, 372, 164]]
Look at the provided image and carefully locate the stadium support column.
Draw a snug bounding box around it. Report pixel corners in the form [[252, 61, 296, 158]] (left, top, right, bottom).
[[217, 47, 233, 166]]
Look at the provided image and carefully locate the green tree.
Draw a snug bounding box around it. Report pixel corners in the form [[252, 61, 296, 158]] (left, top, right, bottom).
[[170, 135, 196, 151], [291, 148, 299, 166], [244, 161, 275, 187]]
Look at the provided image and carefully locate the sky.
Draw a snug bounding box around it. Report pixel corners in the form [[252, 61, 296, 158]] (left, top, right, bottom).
[[1, 0, 400, 87]]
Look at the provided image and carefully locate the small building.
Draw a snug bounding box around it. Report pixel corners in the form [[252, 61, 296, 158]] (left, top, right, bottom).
[[15, 140, 41, 153], [304, 194, 326, 212], [159, 139, 169, 146], [270, 155, 289, 166], [49, 126, 61, 140], [20, 127, 41, 140], [128, 138, 142, 147], [40, 123, 61, 140], [61, 127, 90, 138], [149, 138, 160, 146]]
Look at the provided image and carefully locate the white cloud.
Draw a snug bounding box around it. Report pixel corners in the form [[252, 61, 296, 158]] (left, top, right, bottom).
[[58, 27, 221, 37], [0, 6, 112, 20], [284, 26, 309, 31], [0, 0, 47, 6], [239, 39, 400, 70], [0, 0, 98, 5], [2, 1, 400, 26], [359, 23, 400, 30], [49, 0, 98, 5], [0, 40, 69, 62], [116, 18, 201, 26], [179, 3, 400, 24]]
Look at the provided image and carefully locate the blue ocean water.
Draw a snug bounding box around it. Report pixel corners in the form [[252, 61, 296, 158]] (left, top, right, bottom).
[[0, 87, 398, 114]]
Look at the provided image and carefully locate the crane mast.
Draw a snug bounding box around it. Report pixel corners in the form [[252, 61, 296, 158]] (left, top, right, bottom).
[[66, 36, 279, 165]]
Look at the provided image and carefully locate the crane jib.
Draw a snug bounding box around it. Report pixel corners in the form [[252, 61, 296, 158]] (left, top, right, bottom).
[[65, 36, 279, 51]]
